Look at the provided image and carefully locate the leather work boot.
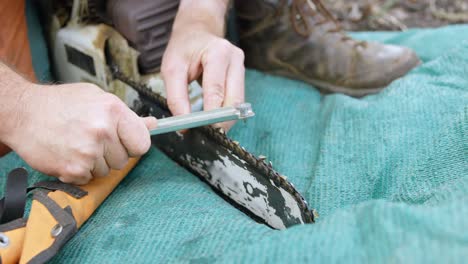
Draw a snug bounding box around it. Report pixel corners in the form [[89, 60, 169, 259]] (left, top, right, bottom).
[[234, 0, 421, 96]]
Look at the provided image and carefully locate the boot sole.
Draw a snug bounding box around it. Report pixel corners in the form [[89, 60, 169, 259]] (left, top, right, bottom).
[[262, 51, 421, 97]]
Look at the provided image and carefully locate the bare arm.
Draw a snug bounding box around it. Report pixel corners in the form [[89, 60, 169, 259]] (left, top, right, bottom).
[[0, 63, 32, 156], [0, 63, 30, 138], [0, 62, 156, 184], [162, 0, 245, 131]]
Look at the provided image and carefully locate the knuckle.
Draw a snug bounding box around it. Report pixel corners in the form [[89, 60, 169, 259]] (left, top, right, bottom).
[[58, 176, 73, 184], [88, 121, 111, 140], [114, 157, 129, 170], [132, 137, 151, 156], [97, 168, 110, 177], [210, 39, 232, 58], [76, 177, 91, 185], [108, 148, 129, 169], [205, 89, 224, 104], [161, 62, 180, 77], [232, 98, 244, 106], [102, 93, 124, 113], [166, 96, 187, 111], [87, 95, 123, 139], [62, 164, 88, 178], [79, 145, 100, 160], [167, 99, 178, 110], [216, 38, 232, 50], [233, 47, 245, 61]]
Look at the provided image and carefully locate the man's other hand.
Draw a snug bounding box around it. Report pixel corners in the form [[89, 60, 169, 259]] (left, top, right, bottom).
[[161, 0, 245, 131]]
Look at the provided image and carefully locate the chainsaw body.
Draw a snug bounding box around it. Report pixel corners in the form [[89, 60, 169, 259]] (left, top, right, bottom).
[[43, 0, 202, 111]]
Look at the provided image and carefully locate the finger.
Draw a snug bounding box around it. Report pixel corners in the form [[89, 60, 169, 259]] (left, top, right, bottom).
[[224, 48, 245, 107], [58, 167, 92, 185], [202, 44, 230, 111], [161, 58, 191, 116], [117, 109, 152, 157], [142, 116, 157, 130], [217, 48, 246, 131], [103, 128, 129, 170], [56, 159, 94, 185], [91, 156, 110, 177]]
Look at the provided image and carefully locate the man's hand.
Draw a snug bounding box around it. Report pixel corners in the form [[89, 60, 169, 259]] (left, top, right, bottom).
[[161, 0, 245, 131], [2, 83, 156, 185]]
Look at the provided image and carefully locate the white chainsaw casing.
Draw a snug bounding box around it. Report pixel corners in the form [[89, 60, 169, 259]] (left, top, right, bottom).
[[51, 23, 202, 111]]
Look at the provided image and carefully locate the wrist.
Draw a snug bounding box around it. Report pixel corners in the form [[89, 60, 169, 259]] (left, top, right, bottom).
[[174, 0, 229, 37], [0, 80, 37, 147]]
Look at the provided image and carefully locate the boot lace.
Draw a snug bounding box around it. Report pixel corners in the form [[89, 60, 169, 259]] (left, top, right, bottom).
[[279, 0, 366, 47]]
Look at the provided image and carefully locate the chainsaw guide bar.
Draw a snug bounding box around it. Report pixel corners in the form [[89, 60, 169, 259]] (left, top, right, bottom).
[[110, 64, 316, 229], [36, 0, 315, 231]]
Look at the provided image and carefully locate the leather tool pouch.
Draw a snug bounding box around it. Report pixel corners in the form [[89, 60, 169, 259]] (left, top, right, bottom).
[[0, 158, 140, 264]]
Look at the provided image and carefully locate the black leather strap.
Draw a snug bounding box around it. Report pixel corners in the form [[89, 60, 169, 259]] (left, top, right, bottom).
[[0, 168, 29, 224], [0, 169, 88, 224], [33, 181, 88, 198]]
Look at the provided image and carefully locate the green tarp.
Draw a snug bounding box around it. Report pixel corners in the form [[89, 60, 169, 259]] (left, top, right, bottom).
[[1, 6, 467, 263]]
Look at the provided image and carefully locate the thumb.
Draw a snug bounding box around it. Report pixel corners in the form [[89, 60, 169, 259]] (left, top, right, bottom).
[[142, 116, 157, 130], [117, 111, 152, 157]]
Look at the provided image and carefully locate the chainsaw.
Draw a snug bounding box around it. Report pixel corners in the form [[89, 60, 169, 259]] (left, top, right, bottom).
[[37, 0, 316, 229]]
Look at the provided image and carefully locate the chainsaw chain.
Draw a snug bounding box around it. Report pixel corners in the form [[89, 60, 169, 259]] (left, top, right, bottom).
[[110, 64, 316, 223]]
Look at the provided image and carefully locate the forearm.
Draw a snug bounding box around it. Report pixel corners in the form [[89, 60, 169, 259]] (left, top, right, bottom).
[[0, 62, 34, 145], [174, 0, 230, 36]]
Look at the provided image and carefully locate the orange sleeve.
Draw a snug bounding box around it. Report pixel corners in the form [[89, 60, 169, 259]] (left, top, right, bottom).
[[0, 0, 36, 81]]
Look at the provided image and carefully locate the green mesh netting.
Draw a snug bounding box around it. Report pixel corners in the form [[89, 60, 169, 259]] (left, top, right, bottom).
[[2, 4, 467, 263]]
